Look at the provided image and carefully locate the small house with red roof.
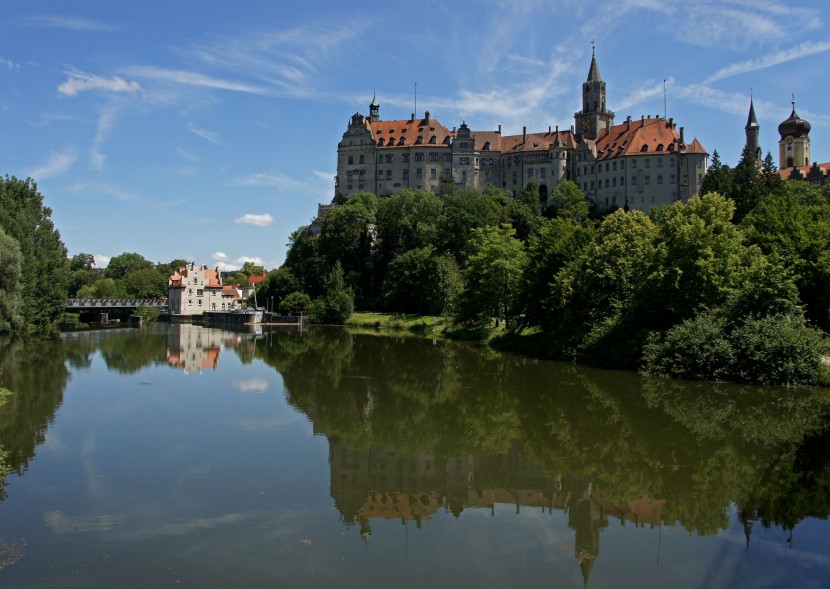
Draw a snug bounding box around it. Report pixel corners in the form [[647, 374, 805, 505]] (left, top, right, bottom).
[[168, 262, 239, 316]]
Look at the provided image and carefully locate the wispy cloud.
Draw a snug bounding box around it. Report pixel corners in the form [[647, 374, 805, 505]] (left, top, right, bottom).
[[705, 39, 830, 83], [29, 149, 76, 179], [124, 66, 270, 95], [93, 254, 110, 268], [0, 56, 20, 71], [615, 78, 674, 113], [187, 121, 220, 144], [235, 213, 274, 227], [231, 378, 270, 392], [17, 14, 115, 32], [58, 70, 141, 97], [66, 181, 137, 202], [91, 109, 115, 171], [235, 172, 307, 192], [174, 147, 200, 161]]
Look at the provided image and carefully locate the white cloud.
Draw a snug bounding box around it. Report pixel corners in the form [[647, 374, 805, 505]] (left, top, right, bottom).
[[235, 213, 274, 227], [29, 149, 76, 179], [93, 254, 110, 268], [235, 172, 308, 192], [187, 121, 220, 144], [231, 378, 270, 392], [58, 70, 141, 97], [124, 66, 270, 95], [174, 147, 200, 161], [0, 56, 20, 71], [91, 109, 115, 171], [705, 39, 830, 83], [211, 255, 266, 272], [615, 78, 674, 113], [17, 15, 115, 32], [312, 169, 335, 183]]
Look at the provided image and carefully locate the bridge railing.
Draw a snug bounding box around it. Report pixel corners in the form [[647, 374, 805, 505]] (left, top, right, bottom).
[[66, 298, 169, 309]]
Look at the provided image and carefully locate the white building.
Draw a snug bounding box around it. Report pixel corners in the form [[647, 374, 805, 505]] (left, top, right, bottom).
[[168, 263, 239, 316]]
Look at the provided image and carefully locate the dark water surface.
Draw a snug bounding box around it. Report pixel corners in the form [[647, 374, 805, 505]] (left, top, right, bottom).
[[0, 324, 828, 588]]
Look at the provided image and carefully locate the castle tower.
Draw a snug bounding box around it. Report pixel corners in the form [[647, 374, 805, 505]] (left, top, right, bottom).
[[369, 91, 380, 123], [745, 96, 761, 161], [778, 97, 811, 169], [574, 47, 614, 140]]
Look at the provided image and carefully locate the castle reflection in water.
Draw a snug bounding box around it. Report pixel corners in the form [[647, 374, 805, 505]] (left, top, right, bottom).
[[329, 440, 664, 580]]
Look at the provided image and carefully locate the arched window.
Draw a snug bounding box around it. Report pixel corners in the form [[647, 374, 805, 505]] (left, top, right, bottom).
[[377, 138, 385, 147]]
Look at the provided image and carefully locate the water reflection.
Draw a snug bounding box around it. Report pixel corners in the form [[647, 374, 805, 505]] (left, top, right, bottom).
[[165, 323, 254, 373], [255, 328, 830, 568]]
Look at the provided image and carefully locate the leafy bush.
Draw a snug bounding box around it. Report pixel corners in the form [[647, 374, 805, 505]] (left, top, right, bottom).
[[641, 313, 734, 381], [279, 291, 311, 316]]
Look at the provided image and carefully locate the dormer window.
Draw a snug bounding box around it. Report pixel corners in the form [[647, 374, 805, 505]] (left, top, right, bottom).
[[377, 138, 385, 147], [398, 137, 406, 146], [656, 143, 664, 151], [429, 135, 437, 144], [641, 145, 649, 152], [483, 141, 490, 151], [416, 136, 423, 144]]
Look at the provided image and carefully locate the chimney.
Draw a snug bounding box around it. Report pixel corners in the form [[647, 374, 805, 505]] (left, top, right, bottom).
[[549, 126, 551, 134], [523, 126, 527, 142], [669, 117, 674, 127], [410, 113, 415, 122], [555, 125, 559, 134], [605, 120, 610, 132], [680, 126, 685, 145], [498, 124, 502, 134], [626, 116, 631, 130], [425, 111, 430, 124]]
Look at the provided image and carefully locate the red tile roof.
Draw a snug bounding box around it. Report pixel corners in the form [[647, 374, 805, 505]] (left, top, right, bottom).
[[592, 117, 707, 159], [778, 161, 830, 180]]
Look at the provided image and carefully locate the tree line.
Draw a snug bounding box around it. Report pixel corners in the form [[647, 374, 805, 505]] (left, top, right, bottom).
[[264, 150, 830, 385]]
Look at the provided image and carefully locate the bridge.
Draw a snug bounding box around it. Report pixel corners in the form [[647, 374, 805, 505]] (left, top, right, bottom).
[[66, 298, 169, 312]]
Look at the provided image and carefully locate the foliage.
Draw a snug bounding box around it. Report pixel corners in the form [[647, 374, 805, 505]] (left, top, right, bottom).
[[642, 311, 824, 386], [457, 224, 527, 330], [77, 278, 129, 299], [0, 176, 69, 333], [518, 178, 542, 214], [307, 262, 354, 324], [547, 180, 589, 221], [700, 150, 733, 200], [133, 304, 160, 323], [279, 292, 312, 316], [105, 252, 153, 280], [123, 268, 168, 298], [383, 246, 462, 316], [254, 267, 299, 309], [0, 228, 23, 333]]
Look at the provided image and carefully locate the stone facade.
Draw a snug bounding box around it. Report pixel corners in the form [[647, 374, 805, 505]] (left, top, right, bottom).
[[334, 51, 708, 213], [168, 262, 239, 316]]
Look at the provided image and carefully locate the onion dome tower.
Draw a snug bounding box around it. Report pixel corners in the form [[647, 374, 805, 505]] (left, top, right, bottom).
[[778, 96, 811, 169]]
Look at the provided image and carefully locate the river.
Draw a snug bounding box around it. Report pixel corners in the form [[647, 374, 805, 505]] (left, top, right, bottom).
[[0, 324, 828, 588]]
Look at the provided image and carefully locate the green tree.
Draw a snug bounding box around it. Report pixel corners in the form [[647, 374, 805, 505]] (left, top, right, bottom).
[[279, 292, 312, 316], [375, 189, 442, 263], [731, 145, 766, 222], [308, 262, 354, 324], [0, 176, 69, 332], [105, 252, 153, 280], [123, 268, 167, 299], [0, 227, 23, 333], [519, 178, 542, 214], [547, 180, 589, 222], [77, 278, 129, 299], [239, 261, 266, 279], [383, 246, 462, 315], [283, 228, 325, 298], [436, 188, 501, 260], [700, 149, 734, 200], [255, 267, 300, 309], [457, 224, 528, 330]]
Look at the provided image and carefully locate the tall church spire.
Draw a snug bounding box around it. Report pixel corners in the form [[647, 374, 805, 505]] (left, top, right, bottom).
[[369, 91, 380, 122], [575, 44, 613, 140], [745, 95, 761, 161]]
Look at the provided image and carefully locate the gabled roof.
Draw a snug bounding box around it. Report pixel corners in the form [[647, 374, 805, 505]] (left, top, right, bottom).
[[500, 130, 578, 154], [592, 117, 708, 159], [168, 264, 223, 288], [778, 161, 830, 179], [370, 116, 452, 148]]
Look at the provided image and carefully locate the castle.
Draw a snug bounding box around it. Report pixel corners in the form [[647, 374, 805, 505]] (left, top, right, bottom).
[[334, 50, 709, 212]]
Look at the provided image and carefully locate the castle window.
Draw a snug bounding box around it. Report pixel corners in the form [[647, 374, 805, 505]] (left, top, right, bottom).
[[378, 171, 384, 180], [403, 170, 409, 180], [416, 136, 423, 144], [378, 154, 383, 163], [645, 158, 651, 168], [399, 138, 406, 146], [631, 159, 637, 168], [656, 143, 664, 151], [416, 168, 423, 179], [541, 168, 547, 179], [658, 175, 663, 184], [386, 170, 392, 180], [415, 153, 424, 161], [385, 154, 393, 163], [348, 155, 353, 165], [429, 152, 438, 161], [483, 142, 490, 151], [631, 175, 637, 185], [669, 157, 676, 167], [605, 179, 609, 188], [359, 155, 365, 164], [645, 175, 651, 185], [431, 169, 437, 180], [658, 158, 663, 168], [429, 136, 437, 144], [641, 145, 649, 152], [402, 154, 410, 162], [444, 154, 452, 162]]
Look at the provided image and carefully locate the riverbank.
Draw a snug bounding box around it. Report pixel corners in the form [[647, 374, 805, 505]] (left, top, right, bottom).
[[345, 312, 830, 386]]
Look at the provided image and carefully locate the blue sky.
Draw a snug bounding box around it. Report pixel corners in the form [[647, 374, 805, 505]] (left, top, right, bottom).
[[2, 0, 828, 270]]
